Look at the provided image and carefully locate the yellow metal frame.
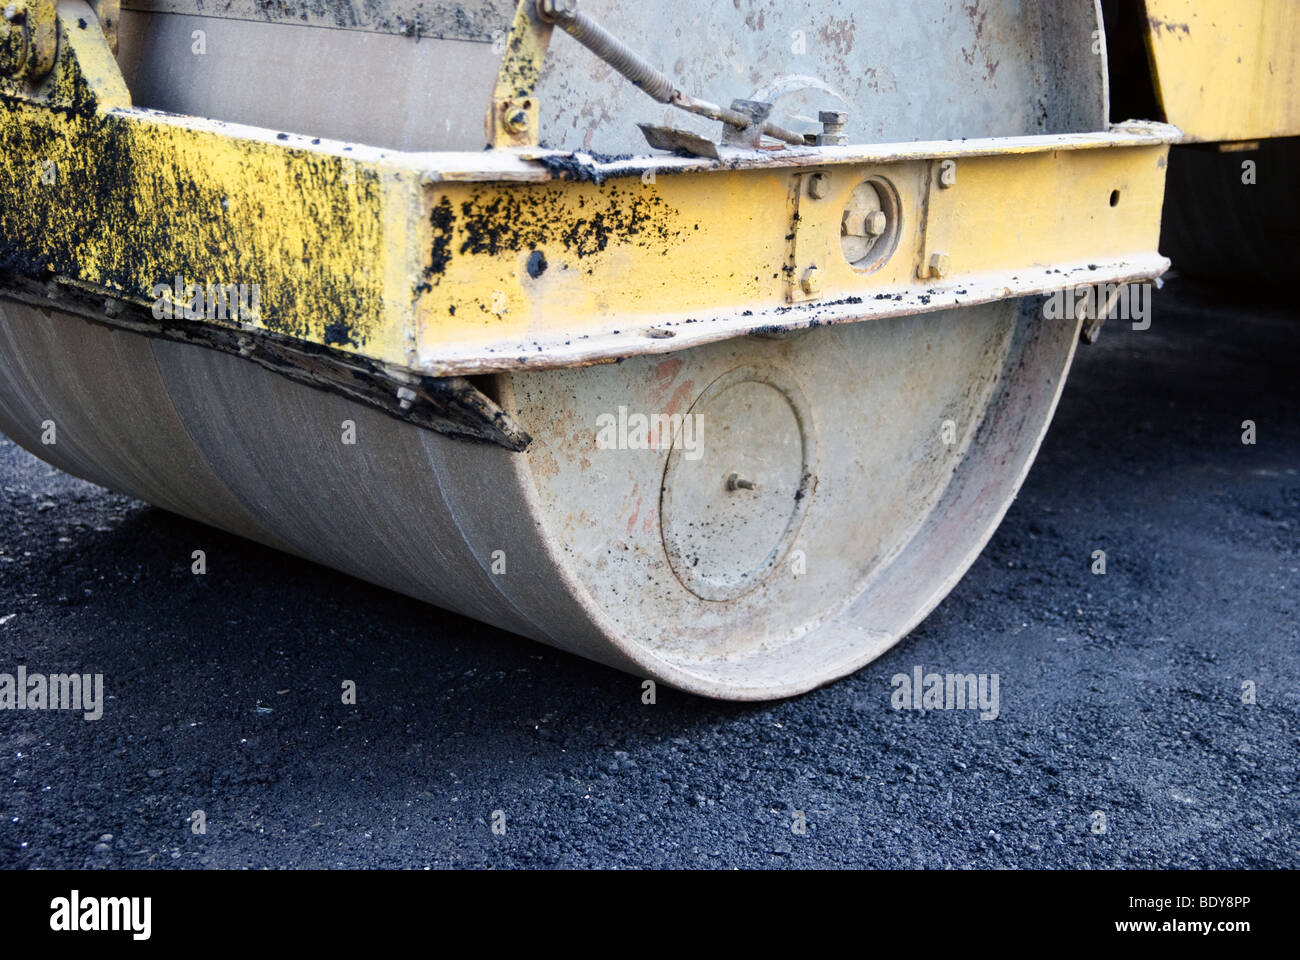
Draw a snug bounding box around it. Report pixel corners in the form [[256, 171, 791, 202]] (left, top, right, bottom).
[[1142, 0, 1300, 143], [419, 130, 1173, 374], [0, 1, 1178, 379]]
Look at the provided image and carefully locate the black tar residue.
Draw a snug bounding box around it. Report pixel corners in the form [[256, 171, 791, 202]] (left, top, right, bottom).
[[0, 101, 385, 345], [322, 321, 358, 347], [532, 150, 636, 186], [457, 182, 680, 261], [417, 197, 456, 292], [526, 250, 547, 278]]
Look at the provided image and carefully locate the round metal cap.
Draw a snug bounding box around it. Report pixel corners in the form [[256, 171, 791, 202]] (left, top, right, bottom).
[[659, 366, 814, 602]]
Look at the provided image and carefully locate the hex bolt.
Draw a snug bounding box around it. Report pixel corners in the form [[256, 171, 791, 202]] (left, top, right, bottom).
[[537, 0, 576, 19], [819, 110, 847, 132], [807, 173, 830, 199], [938, 159, 957, 189], [801, 265, 822, 295], [926, 252, 950, 278], [396, 386, 418, 411], [816, 110, 848, 147], [841, 207, 888, 239], [726, 472, 756, 492]]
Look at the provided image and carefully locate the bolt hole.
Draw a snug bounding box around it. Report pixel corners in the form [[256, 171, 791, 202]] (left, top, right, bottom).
[[1109, 189, 1120, 207], [522, 100, 532, 110]]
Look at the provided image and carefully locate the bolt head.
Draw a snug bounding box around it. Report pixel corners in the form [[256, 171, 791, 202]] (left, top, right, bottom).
[[2, 4, 22, 23], [538, 0, 577, 20], [841, 207, 888, 240], [725, 471, 756, 492], [928, 252, 950, 278], [800, 265, 822, 295], [807, 173, 830, 199], [818, 110, 848, 125], [504, 109, 530, 133]]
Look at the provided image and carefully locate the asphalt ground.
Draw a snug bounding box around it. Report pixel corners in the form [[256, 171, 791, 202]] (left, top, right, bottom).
[[0, 277, 1296, 869]]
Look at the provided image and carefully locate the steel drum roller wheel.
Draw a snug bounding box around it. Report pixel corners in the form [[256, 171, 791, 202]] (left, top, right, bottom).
[[0, 297, 1080, 698], [0, 0, 1106, 697]]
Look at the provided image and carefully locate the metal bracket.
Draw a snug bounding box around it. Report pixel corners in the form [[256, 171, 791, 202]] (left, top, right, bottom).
[[721, 99, 776, 149], [486, 0, 554, 149], [1078, 284, 1126, 344], [637, 123, 720, 159], [0, 0, 128, 109], [785, 172, 824, 304], [90, 0, 116, 53], [1, 274, 532, 450], [915, 159, 953, 281]]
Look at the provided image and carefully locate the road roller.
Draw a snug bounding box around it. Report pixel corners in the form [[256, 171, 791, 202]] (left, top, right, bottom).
[[0, 1, 1291, 698]]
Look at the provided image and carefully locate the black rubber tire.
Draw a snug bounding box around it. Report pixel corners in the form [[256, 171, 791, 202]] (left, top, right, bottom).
[[1161, 137, 1300, 288]]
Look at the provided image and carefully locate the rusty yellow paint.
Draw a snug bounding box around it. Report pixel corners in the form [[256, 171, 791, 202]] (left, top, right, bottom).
[[89, 0, 120, 55], [1143, 0, 1300, 142], [0, 1, 420, 361], [0, 100, 426, 359], [0, 2, 1174, 377], [412, 142, 1171, 370], [0, 95, 1172, 376]]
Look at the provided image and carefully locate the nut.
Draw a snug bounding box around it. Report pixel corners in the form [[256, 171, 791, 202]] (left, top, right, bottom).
[[814, 109, 849, 147], [800, 265, 822, 296], [807, 173, 830, 199], [842, 209, 885, 237]]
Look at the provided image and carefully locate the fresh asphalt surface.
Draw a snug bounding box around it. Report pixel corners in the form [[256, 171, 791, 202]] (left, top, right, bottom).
[[0, 279, 1295, 869]]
